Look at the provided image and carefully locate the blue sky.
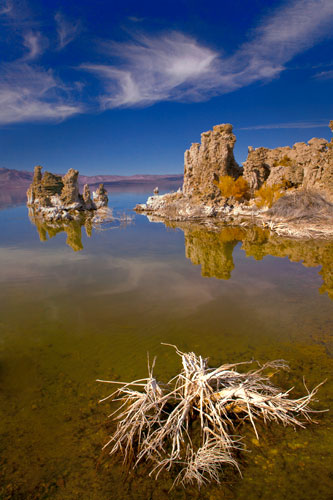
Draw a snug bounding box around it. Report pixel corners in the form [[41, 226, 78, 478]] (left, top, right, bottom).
[[0, 0, 332, 175]]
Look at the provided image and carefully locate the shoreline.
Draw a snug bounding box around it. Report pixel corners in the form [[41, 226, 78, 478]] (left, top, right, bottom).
[[135, 191, 333, 239]]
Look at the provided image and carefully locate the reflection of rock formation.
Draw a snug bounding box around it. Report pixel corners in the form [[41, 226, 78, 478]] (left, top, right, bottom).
[[174, 222, 333, 299], [29, 211, 90, 251], [28, 206, 133, 252], [240, 227, 333, 300], [184, 227, 243, 280]]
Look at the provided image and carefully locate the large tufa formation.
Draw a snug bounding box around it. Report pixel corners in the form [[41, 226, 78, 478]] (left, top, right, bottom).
[[243, 123, 333, 195], [183, 121, 333, 199], [183, 124, 241, 202], [27, 166, 108, 220], [136, 121, 333, 237]]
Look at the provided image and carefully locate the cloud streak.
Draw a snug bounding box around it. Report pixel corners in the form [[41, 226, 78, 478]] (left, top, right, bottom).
[[82, 32, 220, 107], [239, 121, 330, 130], [1, 0, 333, 125], [55, 12, 81, 50], [22, 31, 45, 60], [83, 0, 333, 108], [0, 62, 82, 124], [0, 0, 12, 16], [314, 69, 333, 80], [0, 4, 82, 125]]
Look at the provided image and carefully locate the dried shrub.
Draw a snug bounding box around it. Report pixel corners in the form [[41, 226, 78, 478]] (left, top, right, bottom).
[[255, 183, 284, 208], [98, 345, 324, 488], [215, 175, 250, 200], [267, 190, 333, 222]]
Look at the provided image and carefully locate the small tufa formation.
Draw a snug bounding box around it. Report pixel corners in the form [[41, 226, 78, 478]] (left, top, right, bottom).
[[82, 184, 94, 210], [93, 183, 109, 209], [183, 124, 241, 202], [27, 166, 108, 220], [27, 165, 63, 206]]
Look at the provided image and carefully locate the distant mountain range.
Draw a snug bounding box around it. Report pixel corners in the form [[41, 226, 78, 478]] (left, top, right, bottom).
[[0, 167, 183, 188], [0, 167, 34, 188], [0, 167, 183, 209]]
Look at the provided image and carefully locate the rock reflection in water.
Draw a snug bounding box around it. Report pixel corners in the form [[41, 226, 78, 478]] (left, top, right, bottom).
[[185, 226, 244, 280], [170, 223, 333, 299], [29, 212, 88, 251], [28, 208, 133, 251]]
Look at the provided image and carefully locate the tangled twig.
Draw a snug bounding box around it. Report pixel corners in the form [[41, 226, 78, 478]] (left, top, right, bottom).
[[98, 345, 325, 487]]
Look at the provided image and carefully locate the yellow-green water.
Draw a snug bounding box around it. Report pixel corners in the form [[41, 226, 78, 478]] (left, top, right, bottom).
[[0, 192, 332, 499]]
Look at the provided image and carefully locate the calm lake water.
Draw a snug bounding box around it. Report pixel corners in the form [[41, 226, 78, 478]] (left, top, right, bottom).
[[0, 187, 332, 500]]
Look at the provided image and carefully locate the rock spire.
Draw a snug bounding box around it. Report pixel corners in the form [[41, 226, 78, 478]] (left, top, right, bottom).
[[27, 166, 108, 220]]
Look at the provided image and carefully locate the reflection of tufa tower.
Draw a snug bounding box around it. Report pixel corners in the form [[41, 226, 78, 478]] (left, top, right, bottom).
[[184, 227, 241, 280], [28, 212, 89, 252], [181, 223, 333, 299]]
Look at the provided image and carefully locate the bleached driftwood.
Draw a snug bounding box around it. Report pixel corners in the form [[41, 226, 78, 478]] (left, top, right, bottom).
[[97, 345, 324, 487]]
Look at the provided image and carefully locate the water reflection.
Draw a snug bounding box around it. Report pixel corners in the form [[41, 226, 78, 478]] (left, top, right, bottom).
[[28, 205, 333, 299], [166, 222, 333, 299], [29, 212, 90, 251], [28, 208, 133, 251], [1, 201, 332, 500]]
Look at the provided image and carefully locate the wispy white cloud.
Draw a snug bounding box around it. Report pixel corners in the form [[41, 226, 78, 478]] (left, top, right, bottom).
[[314, 69, 333, 80], [55, 12, 81, 50], [0, 5, 82, 125], [128, 16, 145, 23], [239, 121, 330, 131], [0, 0, 36, 27], [22, 31, 45, 60], [1, 0, 333, 125], [82, 0, 333, 108], [0, 62, 82, 125], [82, 32, 220, 107], [0, 0, 12, 16], [229, 0, 333, 87]]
